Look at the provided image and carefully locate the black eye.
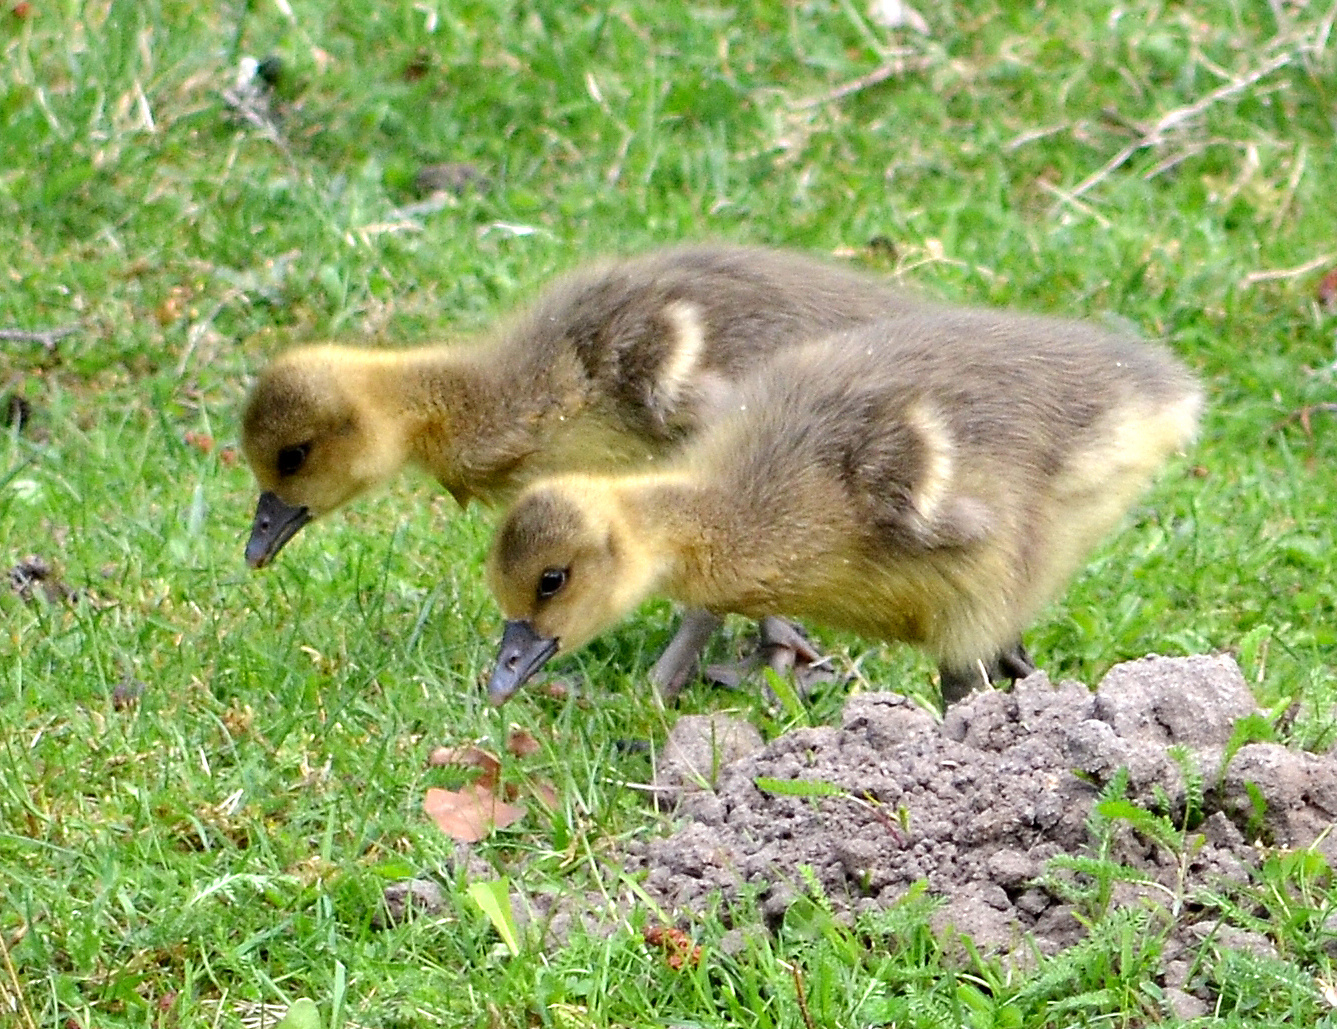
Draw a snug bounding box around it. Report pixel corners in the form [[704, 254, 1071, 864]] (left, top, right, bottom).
[[276, 442, 310, 477], [536, 567, 568, 600]]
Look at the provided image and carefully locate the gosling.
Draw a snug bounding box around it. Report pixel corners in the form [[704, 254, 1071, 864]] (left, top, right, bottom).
[[486, 308, 1202, 707], [241, 242, 931, 693]]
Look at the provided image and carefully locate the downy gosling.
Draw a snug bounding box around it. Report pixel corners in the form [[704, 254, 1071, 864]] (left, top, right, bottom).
[[486, 308, 1202, 707], [241, 242, 931, 694]]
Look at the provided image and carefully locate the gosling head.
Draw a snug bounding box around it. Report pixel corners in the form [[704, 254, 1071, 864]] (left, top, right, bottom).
[[485, 479, 658, 704], [240, 347, 407, 568]]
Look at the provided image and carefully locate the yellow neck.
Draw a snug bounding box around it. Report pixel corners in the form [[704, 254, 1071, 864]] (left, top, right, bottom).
[[358, 343, 563, 506], [611, 472, 735, 608]]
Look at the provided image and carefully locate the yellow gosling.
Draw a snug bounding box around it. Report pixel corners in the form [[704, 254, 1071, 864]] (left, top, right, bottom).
[[486, 308, 1202, 707], [241, 242, 931, 694]]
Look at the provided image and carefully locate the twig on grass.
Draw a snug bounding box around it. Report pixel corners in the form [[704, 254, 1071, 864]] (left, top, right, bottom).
[[0, 924, 38, 1029], [1272, 403, 1337, 438], [1140, 141, 1210, 181], [1005, 122, 1070, 152], [1067, 50, 1295, 200], [1037, 179, 1113, 229], [0, 325, 79, 352], [1272, 143, 1309, 233], [786, 961, 817, 1029], [1239, 252, 1336, 288], [792, 54, 935, 110]]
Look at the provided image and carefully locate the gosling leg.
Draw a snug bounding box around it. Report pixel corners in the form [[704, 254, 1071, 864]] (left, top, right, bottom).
[[991, 641, 1036, 682], [759, 616, 837, 694], [938, 639, 1036, 707], [704, 616, 836, 695], [758, 615, 824, 672], [649, 609, 723, 702]]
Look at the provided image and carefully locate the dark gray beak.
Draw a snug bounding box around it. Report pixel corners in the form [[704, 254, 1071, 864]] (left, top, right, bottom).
[[245, 491, 312, 568], [488, 619, 559, 705]]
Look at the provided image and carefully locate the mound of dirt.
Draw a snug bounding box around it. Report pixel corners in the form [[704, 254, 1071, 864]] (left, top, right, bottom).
[[630, 655, 1337, 979]]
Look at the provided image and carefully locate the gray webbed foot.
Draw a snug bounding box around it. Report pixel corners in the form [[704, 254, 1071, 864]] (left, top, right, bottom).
[[758, 615, 838, 694], [704, 616, 837, 697], [992, 641, 1036, 682]]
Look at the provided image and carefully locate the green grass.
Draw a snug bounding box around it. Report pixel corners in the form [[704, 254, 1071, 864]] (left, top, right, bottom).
[[3, 0, 1337, 1025]]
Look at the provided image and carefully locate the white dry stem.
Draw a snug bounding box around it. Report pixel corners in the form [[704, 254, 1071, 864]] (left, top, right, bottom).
[[1068, 50, 1297, 200]]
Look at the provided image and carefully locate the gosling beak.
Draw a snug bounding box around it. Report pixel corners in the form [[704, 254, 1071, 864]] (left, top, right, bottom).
[[488, 619, 559, 705], [245, 491, 312, 569]]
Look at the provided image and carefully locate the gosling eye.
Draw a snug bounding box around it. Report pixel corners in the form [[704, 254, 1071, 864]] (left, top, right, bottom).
[[536, 567, 569, 601], [276, 442, 311, 477]]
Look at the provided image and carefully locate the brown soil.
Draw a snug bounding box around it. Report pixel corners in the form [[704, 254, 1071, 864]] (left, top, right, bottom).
[[628, 655, 1337, 1005], [8, 554, 77, 603]]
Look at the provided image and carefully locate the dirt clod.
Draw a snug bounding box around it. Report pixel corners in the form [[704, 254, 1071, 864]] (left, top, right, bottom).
[[1165, 987, 1209, 1021], [375, 878, 446, 928], [9, 554, 76, 603], [414, 162, 490, 197], [111, 675, 146, 710], [651, 714, 764, 809], [1093, 652, 1256, 746], [3, 393, 30, 430], [629, 655, 1336, 973]]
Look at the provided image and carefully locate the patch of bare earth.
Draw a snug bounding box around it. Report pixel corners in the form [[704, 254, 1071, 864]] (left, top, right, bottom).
[[8, 554, 76, 603], [628, 655, 1337, 1010]]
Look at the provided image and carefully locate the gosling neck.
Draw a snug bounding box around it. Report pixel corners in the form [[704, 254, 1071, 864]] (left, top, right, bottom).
[[615, 473, 737, 610], [367, 343, 563, 506]]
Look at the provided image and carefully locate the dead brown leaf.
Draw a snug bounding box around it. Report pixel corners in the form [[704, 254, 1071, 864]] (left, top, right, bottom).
[[427, 745, 502, 788], [424, 784, 525, 842], [156, 287, 189, 326], [643, 926, 703, 970], [506, 728, 541, 758], [526, 780, 561, 811], [1318, 267, 1337, 314], [183, 430, 214, 454]]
